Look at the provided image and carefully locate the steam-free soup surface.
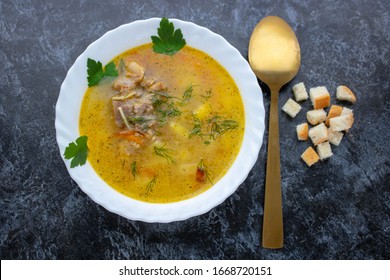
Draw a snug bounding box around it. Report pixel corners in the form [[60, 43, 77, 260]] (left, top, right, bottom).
[[79, 43, 244, 203]]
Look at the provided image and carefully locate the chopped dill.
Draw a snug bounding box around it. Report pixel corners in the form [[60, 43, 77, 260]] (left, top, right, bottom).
[[207, 116, 239, 140], [189, 114, 203, 138], [156, 102, 181, 126], [152, 93, 182, 126], [188, 114, 239, 143], [197, 159, 213, 184], [151, 95, 165, 108], [151, 92, 172, 108], [127, 116, 154, 125], [130, 160, 139, 179], [154, 144, 175, 163], [179, 84, 195, 106], [201, 89, 212, 101], [151, 91, 177, 99], [144, 176, 157, 197]]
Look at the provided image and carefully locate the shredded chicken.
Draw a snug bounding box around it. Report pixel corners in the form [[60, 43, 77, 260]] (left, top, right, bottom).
[[148, 81, 167, 92], [111, 60, 168, 151], [124, 59, 144, 82], [113, 76, 138, 91]]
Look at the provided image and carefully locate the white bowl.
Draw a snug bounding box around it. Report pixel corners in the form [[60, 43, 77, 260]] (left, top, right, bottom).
[[55, 18, 265, 223]]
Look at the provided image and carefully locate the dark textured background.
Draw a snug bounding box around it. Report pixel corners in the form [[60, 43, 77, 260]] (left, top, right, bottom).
[[1, 0, 389, 259]]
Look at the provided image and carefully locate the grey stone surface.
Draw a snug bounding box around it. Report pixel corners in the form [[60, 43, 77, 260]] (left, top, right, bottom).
[[0, 0, 389, 259]]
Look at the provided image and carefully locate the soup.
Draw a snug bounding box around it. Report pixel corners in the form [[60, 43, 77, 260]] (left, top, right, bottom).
[[79, 43, 244, 203]]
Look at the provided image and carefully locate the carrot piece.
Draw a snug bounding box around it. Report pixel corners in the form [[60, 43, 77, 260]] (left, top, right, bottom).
[[139, 167, 156, 177], [114, 130, 144, 145], [196, 159, 208, 183], [126, 135, 144, 145], [196, 168, 206, 183], [116, 130, 139, 136]]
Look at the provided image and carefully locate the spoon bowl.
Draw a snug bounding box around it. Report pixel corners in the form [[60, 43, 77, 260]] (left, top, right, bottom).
[[248, 16, 300, 249], [249, 16, 300, 91]]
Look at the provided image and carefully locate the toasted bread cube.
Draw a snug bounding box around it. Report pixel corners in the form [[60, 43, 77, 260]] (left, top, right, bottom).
[[301, 146, 320, 167], [309, 86, 331, 109], [292, 82, 309, 101], [325, 105, 343, 126], [308, 122, 328, 145], [282, 98, 301, 118], [316, 141, 333, 160], [328, 128, 344, 146], [329, 113, 354, 132], [339, 108, 354, 132], [306, 109, 327, 125], [296, 123, 309, 141], [341, 107, 353, 116], [336, 85, 356, 103]]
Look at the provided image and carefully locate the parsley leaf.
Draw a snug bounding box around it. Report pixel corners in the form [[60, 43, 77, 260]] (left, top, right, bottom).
[[104, 62, 119, 77], [87, 58, 118, 87], [151, 17, 186, 56], [87, 59, 104, 86], [64, 136, 89, 168]]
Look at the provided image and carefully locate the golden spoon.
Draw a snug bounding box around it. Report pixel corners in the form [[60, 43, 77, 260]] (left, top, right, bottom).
[[248, 16, 301, 249]]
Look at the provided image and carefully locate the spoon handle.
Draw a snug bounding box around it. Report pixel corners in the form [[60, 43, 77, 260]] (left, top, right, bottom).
[[262, 87, 283, 249]]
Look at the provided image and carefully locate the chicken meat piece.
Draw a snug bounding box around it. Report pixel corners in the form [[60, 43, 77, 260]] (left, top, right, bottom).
[[124, 60, 144, 83]]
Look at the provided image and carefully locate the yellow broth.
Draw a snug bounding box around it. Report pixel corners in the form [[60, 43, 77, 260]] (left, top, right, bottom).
[[79, 43, 244, 203]]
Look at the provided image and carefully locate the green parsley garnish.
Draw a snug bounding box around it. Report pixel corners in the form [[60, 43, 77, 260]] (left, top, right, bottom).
[[151, 17, 186, 56], [104, 62, 118, 77], [64, 135, 89, 168], [87, 58, 118, 87]]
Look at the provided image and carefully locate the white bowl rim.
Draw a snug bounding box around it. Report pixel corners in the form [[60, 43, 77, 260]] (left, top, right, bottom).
[[55, 17, 265, 223]]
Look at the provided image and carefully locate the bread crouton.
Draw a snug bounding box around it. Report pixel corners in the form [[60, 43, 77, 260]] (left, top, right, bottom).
[[309, 86, 331, 109], [336, 85, 356, 103], [325, 105, 343, 126], [328, 128, 344, 146], [306, 109, 327, 125], [282, 98, 301, 118], [301, 146, 320, 167], [292, 82, 309, 101], [329, 113, 354, 132], [316, 141, 333, 160], [340, 107, 353, 132], [296, 123, 309, 141], [341, 107, 353, 116], [308, 122, 328, 145]]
